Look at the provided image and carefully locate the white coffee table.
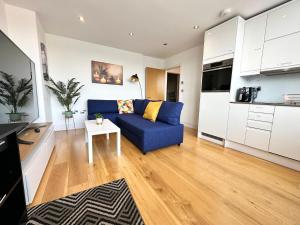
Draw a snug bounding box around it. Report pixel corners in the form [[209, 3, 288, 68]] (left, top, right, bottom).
[[85, 119, 121, 164]]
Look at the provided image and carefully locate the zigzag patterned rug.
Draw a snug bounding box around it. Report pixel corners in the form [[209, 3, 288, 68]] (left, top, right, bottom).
[[27, 179, 145, 225]]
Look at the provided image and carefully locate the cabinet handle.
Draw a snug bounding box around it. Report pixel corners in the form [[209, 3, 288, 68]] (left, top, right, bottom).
[[0, 194, 7, 206], [253, 48, 261, 51], [0, 141, 5, 146]]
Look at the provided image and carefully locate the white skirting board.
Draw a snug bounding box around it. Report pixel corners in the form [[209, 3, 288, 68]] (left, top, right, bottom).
[[225, 140, 300, 171], [198, 132, 224, 146]]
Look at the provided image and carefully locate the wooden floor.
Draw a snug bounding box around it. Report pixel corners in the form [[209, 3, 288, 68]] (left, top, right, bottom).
[[31, 128, 300, 225]]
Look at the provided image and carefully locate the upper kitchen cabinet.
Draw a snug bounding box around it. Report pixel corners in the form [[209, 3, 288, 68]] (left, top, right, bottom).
[[261, 32, 300, 72], [265, 0, 300, 41], [269, 106, 300, 161], [240, 14, 267, 76], [203, 17, 241, 63]]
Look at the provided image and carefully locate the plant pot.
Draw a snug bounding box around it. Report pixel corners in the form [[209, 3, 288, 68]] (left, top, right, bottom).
[[96, 118, 103, 125], [9, 113, 22, 122], [64, 111, 73, 118]]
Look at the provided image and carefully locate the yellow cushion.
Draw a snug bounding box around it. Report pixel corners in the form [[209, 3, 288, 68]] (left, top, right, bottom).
[[143, 101, 163, 122]]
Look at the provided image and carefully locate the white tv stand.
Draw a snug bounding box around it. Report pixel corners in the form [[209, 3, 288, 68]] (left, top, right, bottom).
[[19, 123, 55, 205]]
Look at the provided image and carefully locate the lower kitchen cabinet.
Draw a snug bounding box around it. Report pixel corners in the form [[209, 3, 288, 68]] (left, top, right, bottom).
[[245, 127, 271, 152], [226, 103, 249, 144], [269, 106, 300, 161]]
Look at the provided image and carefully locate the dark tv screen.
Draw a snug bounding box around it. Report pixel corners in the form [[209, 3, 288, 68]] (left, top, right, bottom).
[[0, 30, 39, 125]]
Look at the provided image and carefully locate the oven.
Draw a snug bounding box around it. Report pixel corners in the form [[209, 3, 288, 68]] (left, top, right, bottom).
[[201, 58, 233, 92]]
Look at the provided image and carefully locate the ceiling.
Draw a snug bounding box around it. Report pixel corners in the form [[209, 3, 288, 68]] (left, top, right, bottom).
[[5, 0, 287, 58]]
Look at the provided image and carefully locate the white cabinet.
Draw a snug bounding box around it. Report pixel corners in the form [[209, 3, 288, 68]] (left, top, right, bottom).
[[203, 17, 239, 62], [261, 32, 300, 72], [198, 92, 230, 139], [240, 14, 267, 76], [226, 103, 249, 144], [265, 0, 300, 41], [245, 128, 271, 152], [269, 107, 300, 161]]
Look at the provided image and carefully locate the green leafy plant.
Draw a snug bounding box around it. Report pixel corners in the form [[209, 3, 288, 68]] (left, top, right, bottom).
[[46, 78, 84, 113], [95, 113, 103, 119], [0, 71, 33, 114]]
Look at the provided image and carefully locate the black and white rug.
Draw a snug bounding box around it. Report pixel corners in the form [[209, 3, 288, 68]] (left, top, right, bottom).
[[27, 179, 145, 225]]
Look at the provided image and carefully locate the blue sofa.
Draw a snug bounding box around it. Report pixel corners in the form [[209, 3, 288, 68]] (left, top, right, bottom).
[[87, 99, 184, 154]]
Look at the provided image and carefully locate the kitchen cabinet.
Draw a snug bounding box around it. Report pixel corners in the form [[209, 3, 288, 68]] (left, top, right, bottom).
[[240, 14, 267, 76], [245, 128, 271, 152], [203, 17, 238, 62], [226, 103, 249, 144], [261, 32, 300, 72], [269, 107, 300, 161], [198, 92, 230, 139], [265, 0, 300, 41]]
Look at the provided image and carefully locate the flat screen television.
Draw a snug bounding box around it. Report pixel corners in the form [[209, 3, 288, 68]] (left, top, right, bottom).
[[0, 30, 39, 129]]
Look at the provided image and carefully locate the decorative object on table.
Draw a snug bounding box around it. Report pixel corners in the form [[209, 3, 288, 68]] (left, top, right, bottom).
[[95, 113, 104, 125], [27, 179, 145, 225], [143, 101, 163, 122], [117, 99, 134, 114], [130, 74, 143, 98], [46, 78, 84, 131], [0, 71, 33, 122], [91, 60, 123, 85], [40, 42, 49, 81]]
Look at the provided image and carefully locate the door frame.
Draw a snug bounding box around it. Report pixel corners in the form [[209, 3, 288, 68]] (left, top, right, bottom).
[[165, 65, 181, 102]]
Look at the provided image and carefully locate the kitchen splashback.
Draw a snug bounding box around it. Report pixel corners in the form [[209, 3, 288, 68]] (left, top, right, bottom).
[[238, 72, 300, 103]]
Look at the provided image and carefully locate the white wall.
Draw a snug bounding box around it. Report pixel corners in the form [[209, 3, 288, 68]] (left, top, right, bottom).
[[4, 4, 49, 123], [0, 0, 7, 33], [165, 45, 203, 128], [46, 34, 165, 130]]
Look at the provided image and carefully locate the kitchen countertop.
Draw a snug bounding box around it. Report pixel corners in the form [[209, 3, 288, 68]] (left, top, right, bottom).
[[230, 101, 300, 107]]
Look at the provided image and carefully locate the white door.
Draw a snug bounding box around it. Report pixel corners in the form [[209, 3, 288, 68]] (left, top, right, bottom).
[[265, 0, 300, 41], [203, 17, 238, 61], [198, 92, 230, 139], [226, 103, 249, 144], [240, 14, 267, 76], [269, 106, 300, 161], [261, 32, 300, 72]]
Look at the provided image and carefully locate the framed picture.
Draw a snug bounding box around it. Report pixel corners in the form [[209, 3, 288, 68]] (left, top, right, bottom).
[[91, 60, 123, 85], [40, 43, 49, 81]]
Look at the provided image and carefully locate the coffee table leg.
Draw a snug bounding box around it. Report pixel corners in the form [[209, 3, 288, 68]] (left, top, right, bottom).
[[116, 130, 121, 156], [88, 134, 93, 164], [106, 133, 109, 140]]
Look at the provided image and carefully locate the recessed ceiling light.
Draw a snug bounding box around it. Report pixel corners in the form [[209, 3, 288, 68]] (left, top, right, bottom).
[[193, 25, 200, 30], [129, 32, 134, 36], [163, 43, 168, 46], [79, 16, 85, 23], [219, 8, 232, 18]]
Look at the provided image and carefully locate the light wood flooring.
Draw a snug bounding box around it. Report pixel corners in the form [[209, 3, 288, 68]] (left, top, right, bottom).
[[30, 128, 300, 225]]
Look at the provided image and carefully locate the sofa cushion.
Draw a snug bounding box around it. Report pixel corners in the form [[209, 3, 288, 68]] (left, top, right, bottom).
[[133, 99, 150, 115], [157, 101, 184, 125], [143, 101, 163, 122], [87, 100, 118, 114], [117, 99, 134, 114]]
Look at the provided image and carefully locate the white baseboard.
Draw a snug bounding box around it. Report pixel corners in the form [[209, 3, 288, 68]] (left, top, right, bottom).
[[198, 133, 224, 146], [225, 140, 300, 171]]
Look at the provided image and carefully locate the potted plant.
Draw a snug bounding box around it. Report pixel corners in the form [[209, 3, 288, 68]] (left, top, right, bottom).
[[46, 78, 84, 119], [0, 71, 33, 122], [95, 113, 104, 125]]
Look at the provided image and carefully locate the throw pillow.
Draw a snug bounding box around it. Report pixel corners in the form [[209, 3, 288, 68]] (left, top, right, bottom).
[[117, 100, 134, 114], [157, 101, 184, 125], [143, 101, 163, 122]]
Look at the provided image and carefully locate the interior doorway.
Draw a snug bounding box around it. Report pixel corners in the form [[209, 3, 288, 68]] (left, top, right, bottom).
[[166, 66, 180, 102]]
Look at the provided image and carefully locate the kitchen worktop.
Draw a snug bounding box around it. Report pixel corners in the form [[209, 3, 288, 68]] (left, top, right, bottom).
[[230, 101, 300, 107]]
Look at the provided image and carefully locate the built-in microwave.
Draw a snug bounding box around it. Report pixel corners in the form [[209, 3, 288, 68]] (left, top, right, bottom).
[[201, 58, 233, 92]]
